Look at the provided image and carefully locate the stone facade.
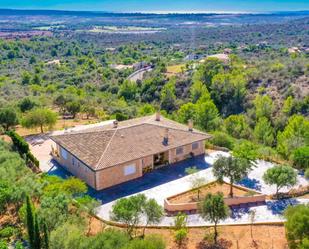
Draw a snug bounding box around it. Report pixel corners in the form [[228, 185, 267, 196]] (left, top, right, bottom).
[[54, 144, 96, 189]]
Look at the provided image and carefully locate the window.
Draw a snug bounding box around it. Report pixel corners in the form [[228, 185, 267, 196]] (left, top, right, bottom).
[[61, 148, 68, 160], [72, 157, 75, 166], [176, 147, 183, 155], [124, 164, 136, 176], [192, 142, 199, 150]]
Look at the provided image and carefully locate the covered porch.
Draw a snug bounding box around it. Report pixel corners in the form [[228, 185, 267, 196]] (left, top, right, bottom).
[[153, 150, 169, 169]]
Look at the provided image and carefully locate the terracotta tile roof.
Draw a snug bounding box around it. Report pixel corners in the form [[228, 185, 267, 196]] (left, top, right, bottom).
[[50, 114, 211, 171]]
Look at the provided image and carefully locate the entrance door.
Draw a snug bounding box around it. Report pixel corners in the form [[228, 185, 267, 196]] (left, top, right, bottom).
[[153, 151, 169, 169]]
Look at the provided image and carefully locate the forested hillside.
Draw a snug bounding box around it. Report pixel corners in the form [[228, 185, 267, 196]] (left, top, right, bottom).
[[0, 11, 309, 249]]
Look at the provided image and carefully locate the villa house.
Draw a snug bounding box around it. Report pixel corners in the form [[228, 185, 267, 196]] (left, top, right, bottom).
[[50, 113, 211, 190]]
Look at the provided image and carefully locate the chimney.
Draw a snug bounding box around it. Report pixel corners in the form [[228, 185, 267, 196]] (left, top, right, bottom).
[[113, 120, 118, 128], [155, 111, 161, 121], [188, 119, 193, 131], [163, 128, 169, 145]]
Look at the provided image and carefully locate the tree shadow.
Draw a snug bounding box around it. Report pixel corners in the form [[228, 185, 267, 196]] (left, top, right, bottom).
[[230, 206, 250, 219], [237, 177, 262, 191], [266, 199, 300, 215]]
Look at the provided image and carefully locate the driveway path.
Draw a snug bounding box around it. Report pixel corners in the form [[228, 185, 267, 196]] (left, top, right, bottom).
[[95, 151, 308, 226]]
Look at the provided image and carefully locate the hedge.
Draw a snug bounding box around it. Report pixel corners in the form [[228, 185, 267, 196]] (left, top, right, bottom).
[[5, 130, 39, 167]]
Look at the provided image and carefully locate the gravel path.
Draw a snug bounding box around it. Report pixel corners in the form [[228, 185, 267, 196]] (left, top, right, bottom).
[[95, 151, 309, 226]]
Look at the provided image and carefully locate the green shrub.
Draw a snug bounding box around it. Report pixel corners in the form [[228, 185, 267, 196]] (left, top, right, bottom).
[[256, 145, 278, 161], [292, 146, 309, 170], [115, 112, 128, 121], [210, 132, 234, 150], [173, 213, 187, 230], [0, 227, 16, 239], [5, 130, 29, 155], [174, 228, 188, 246], [5, 130, 39, 167], [127, 235, 166, 249], [0, 240, 8, 249]]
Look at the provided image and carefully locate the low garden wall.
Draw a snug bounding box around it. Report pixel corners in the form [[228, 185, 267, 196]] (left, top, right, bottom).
[[164, 181, 266, 215]]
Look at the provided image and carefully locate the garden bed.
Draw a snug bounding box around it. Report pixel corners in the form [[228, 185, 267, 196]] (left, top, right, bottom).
[[164, 181, 266, 215]]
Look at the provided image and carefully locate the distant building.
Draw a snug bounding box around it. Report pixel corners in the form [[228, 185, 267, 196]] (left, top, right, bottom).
[[223, 48, 233, 54], [200, 53, 230, 64], [46, 59, 61, 66], [288, 47, 301, 54], [110, 64, 133, 70], [50, 113, 211, 190], [184, 54, 204, 61], [105, 47, 116, 52], [133, 61, 150, 70]]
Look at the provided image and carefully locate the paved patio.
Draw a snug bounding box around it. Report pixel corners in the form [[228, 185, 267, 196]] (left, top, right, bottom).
[[89, 153, 215, 204]]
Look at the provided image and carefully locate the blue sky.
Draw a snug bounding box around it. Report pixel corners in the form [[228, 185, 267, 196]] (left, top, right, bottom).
[[1, 0, 309, 13]]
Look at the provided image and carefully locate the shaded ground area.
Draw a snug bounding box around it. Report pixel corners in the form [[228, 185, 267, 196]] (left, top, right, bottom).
[[266, 198, 300, 215], [89, 155, 209, 204]]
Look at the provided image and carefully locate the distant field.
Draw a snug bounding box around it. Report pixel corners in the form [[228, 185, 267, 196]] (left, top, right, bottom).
[[81, 26, 165, 34], [166, 64, 186, 75]]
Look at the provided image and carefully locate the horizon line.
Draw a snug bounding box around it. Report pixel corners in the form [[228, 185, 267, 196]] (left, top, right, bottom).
[[1, 8, 309, 15]]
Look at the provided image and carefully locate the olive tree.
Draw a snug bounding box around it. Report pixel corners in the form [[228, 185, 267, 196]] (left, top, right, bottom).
[[213, 156, 252, 197], [142, 198, 164, 237], [0, 107, 18, 131], [21, 108, 57, 133], [199, 193, 229, 244], [263, 165, 297, 198], [111, 194, 163, 239]]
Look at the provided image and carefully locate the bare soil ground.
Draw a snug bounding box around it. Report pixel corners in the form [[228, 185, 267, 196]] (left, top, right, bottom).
[[90, 217, 288, 249], [169, 182, 249, 204], [15, 117, 100, 137]]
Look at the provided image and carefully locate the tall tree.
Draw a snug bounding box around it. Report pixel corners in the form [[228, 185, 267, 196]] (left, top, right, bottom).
[[213, 156, 252, 197], [211, 71, 247, 116], [224, 114, 250, 139], [253, 94, 273, 120], [190, 79, 210, 103], [195, 57, 224, 87], [33, 214, 41, 249], [254, 117, 275, 146], [277, 115, 309, 159], [160, 79, 176, 113], [177, 103, 196, 124], [26, 196, 35, 249], [195, 99, 219, 131], [199, 193, 229, 244], [42, 221, 49, 249]]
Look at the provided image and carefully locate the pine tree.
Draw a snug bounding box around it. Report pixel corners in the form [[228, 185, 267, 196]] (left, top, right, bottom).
[[33, 215, 41, 249], [26, 196, 35, 249], [42, 221, 49, 249]]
